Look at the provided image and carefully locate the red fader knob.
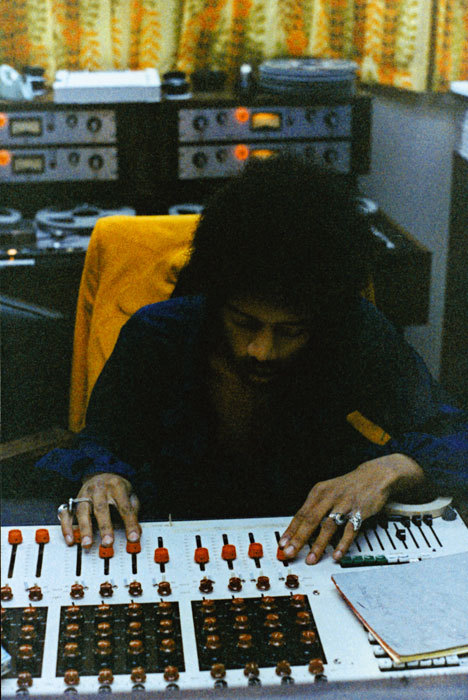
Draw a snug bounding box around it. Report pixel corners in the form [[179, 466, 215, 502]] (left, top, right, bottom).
[[99, 545, 114, 559], [248, 542, 263, 559], [127, 541, 141, 554], [194, 547, 209, 564], [276, 546, 286, 561], [35, 529, 49, 544], [221, 544, 236, 561], [8, 529, 22, 545], [154, 547, 169, 564]]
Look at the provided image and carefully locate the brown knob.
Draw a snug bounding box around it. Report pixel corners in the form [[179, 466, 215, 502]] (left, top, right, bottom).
[[205, 634, 221, 651], [301, 629, 317, 645], [160, 638, 177, 654], [130, 666, 146, 683], [296, 611, 312, 627], [99, 582, 114, 598], [276, 660, 291, 677], [256, 575, 270, 591], [17, 644, 35, 663], [158, 581, 172, 596], [201, 599, 216, 615], [64, 623, 81, 641], [70, 583, 85, 599], [233, 614, 249, 631], [98, 668, 114, 685], [126, 621, 143, 639], [159, 618, 174, 635], [269, 631, 285, 647], [285, 574, 299, 589], [290, 594, 306, 609], [128, 581, 143, 597], [237, 633, 253, 650], [28, 585, 43, 601], [203, 616, 217, 633], [19, 625, 37, 644], [260, 596, 276, 610], [127, 639, 144, 657], [228, 576, 242, 592], [17, 672, 33, 689], [164, 665, 179, 682], [95, 604, 113, 623], [244, 661, 259, 677], [65, 605, 83, 622], [308, 657, 324, 675], [95, 639, 113, 660], [96, 622, 113, 639], [210, 662, 226, 679], [64, 669, 80, 686], [1, 585, 13, 601], [22, 606, 39, 623], [230, 598, 245, 612], [157, 601, 173, 615], [199, 577, 214, 593], [126, 602, 143, 619], [264, 613, 281, 629], [63, 642, 81, 665]]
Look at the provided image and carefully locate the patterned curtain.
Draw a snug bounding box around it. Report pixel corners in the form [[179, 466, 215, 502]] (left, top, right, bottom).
[[0, 0, 466, 93]]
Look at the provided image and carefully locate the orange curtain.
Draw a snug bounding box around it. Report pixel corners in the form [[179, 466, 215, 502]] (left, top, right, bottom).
[[0, 0, 466, 93]]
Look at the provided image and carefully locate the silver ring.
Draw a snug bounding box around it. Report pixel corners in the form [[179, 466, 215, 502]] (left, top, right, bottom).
[[57, 498, 93, 521], [328, 512, 347, 526], [57, 503, 69, 521], [348, 510, 363, 531]]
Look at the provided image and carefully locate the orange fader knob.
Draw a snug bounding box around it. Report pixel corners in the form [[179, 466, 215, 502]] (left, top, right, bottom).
[[73, 529, 81, 544], [126, 541, 141, 554], [194, 547, 209, 564], [221, 544, 236, 561], [154, 547, 169, 564], [35, 529, 50, 544], [248, 542, 263, 559], [276, 546, 286, 561], [99, 545, 114, 559], [8, 529, 23, 545]]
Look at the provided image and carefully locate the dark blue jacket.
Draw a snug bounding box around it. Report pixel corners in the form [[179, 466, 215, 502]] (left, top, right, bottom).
[[37, 296, 468, 518]]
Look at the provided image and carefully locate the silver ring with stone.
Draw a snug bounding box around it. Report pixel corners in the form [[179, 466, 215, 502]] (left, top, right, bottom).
[[328, 512, 347, 526], [348, 510, 363, 531]]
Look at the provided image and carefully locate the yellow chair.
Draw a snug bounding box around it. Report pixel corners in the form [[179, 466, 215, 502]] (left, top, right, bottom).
[[69, 214, 199, 433]]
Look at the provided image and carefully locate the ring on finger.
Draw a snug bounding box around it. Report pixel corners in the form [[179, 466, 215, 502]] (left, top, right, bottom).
[[328, 512, 347, 526], [348, 510, 363, 531]]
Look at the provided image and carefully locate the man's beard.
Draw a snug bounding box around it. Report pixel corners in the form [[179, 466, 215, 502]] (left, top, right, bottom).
[[222, 341, 308, 388]]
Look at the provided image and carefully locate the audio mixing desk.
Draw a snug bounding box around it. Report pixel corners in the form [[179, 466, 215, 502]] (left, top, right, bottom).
[[2, 505, 468, 697]]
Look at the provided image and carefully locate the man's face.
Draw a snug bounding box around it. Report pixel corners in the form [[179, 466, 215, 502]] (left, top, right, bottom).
[[220, 297, 311, 385]]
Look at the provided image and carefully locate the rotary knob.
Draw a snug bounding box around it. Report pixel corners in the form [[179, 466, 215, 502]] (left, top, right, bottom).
[[126, 602, 143, 619], [296, 611, 312, 627], [17, 644, 35, 669], [22, 606, 38, 623], [201, 599, 216, 615], [96, 622, 113, 640], [210, 662, 226, 679], [95, 603, 113, 622], [164, 665, 179, 682], [233, 614, 249, 631], [264, 613, 281, 629], [70, 583, 85, 599], [158, 618, 174, 636], [256, 575, 270, 591], [1, 584, 13, 601], [63, 642, 82, 668], [203, 616, 217, 633], [199, 577, 214, 593], [64, 623, 82, 641], [308, 657, 325, 675], [95, 639, 113, 664], [205, 634, 221, 651], [100, 581, 114, 598], [87, 116, 102, 133], [192, 152, 208, 170], [244, 661, 259, 677], [301, 629, 317, 646], [157, 601, 173, 615], [28, 585, 43, 601], [130, 666, 146, 683], [228, 576, 242, 592], [64, 669, 80, 686], [237, 633, 253, 650], [158, 581, 172, 596], [127, 639, 145, 663], [260, 596, 276, 611], [65, 604, 83, 623], [230, 597, 245, 612], [19, 625, 37, 645], [269, 631, 285, 648], [160, 638, 177, 655], [17, 672, 33, 689], [276, 660, 291, 677], [128, 581, 142, 597], [285, 574, 299, 589], [98, 668, 114, 685], [126, 621, 143, 640]]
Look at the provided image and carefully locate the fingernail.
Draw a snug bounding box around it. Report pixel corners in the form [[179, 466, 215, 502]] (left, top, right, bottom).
[[307, 553, 317, 565], [284, 545, 295, 556], [279, 537, 289, 547], [65, 534, 73, 545], [102, 535, 112, 546], [334, 550, 343, 561], [81, 536, 91, 547], [128, 531, 139, 542]]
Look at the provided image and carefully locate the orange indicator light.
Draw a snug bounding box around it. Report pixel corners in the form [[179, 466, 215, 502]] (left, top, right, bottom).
[[0, 113, 7, 129], [235, 107, 250, 123], [234, 144, 249, 161], [0, 150, 11, 166]]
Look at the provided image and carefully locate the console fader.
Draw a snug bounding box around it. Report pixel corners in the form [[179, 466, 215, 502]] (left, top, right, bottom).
[[2, 507, 468, 696]]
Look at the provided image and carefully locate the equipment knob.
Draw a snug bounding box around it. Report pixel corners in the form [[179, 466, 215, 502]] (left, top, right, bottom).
[[308, 657, 325, 675], [157, 600, 173, 615], [199, 577, 214, 593], [128, 581, 143, 597], [17, 672, 33, 689], [98, 668, 114, 685], [275, 660, 291, 677], [256, 575, 270, 591], [233, 614, 249, 631], [285, 574, 299, 589], [95, 603, 113, 621], [127, 540, 141, 554], [192, 152, 208, 170], [127, 639, 145, 661], [19, 625, 37, 645], [158, 618, 174, 636], [88, 154, 104, 170], [99, 545, 114, 559], [295, 610, 312, 627], [154, 546, 169, 563], [35, 528, 50, 544], [264, 613, 281, 629], [70, 583, 85, 599], [324, 111, 339, 129], [65, 604, 83, 622], [28, 585, 43, 601], [99, 581, 114, 597], [201, 599, 216, 615], [260, 595, 276, 610], [65, 114, 78, 128], [210, 662, 226, 679], [127, 601, 143, 619], [96, 622, 113, 639], [205, 634, 221, 651], [87, 116, 102, 133], [17, 644, 35, 668], [8, 529, 23, 544], [290, 594, 306, 609], [244, 661, 259, 677], [64, 669, 80, 686], [203, 616, 218, 633], [237, 633, 253, 649], [63, 642, 82, 667], [159, 638, 177, 655], [1, 584, 13, 601], [215, 148, 228, 163], [228, 576, 242, 592], [193, 115, 208, 131], [126, 620, 143, 639], [158, 580, 172, 596], [130, 666, 146, 683], [300, 629, 317, 645], [22, 605, 39, 623], [269, 631, 285, 647], [95, 639, 113, 663], [222, 544, 237, 561], [248, 542, 263, 559], [230, 597, 245, 612], [164, 665, 179, 682]]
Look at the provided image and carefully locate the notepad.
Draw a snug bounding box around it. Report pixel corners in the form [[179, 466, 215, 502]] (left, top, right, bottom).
[[332, 552, 468, 663]]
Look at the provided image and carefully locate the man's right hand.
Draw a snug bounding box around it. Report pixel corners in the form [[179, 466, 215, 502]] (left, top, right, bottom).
[[59, 473, 141, 548]]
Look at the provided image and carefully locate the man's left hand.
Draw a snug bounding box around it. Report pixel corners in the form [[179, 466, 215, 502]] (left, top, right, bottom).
[[279, 453, 424, 564]]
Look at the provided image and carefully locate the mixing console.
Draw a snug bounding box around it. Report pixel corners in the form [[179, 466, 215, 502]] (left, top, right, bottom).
[[2, 507, 468, 696]]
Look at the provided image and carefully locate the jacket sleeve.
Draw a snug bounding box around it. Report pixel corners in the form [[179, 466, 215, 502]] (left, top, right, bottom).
[[353, 301, 468, 491]]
